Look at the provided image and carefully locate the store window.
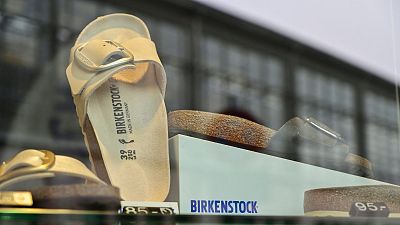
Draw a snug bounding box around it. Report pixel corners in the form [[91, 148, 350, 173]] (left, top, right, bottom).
[[0, 0, 398, 223], [201, 35, 285, 127], [364, 91, 400, 183]]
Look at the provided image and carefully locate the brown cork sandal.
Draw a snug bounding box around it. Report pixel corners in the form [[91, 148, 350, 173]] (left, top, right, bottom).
[[168, 110, 373, 178], [168, 110, 276, 151], [304, 185, 400, 217]]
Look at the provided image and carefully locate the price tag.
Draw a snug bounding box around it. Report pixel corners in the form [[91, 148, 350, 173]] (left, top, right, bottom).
[[120, 201, 179, 215], [349, 202, 390, 217], [0, 192, 33, 206]]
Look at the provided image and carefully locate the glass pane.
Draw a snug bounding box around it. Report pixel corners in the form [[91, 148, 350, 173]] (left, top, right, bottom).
[[5, 0, 49, 22], [58, 0, 98, 31], [265, 55, 284, 89], [202, 36, 222, 71], [0, 0, 398, 222], [165, 64, 189, 111], [159, 22, 187, 59]]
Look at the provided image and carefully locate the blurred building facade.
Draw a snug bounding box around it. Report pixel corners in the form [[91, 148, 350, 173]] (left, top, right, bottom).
[[0, 0, 398, 184]]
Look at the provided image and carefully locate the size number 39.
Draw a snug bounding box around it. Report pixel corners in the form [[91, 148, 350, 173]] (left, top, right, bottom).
[[350, 202, 390, 217], [120, 149, 136, 160]]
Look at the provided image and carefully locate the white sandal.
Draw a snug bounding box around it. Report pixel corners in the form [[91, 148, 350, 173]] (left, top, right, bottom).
[[66, 13, 170, 201]]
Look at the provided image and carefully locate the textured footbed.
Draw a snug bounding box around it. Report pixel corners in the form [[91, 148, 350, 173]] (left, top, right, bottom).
[[168, 110, 276, 150], [87, 75, 169, 201], [305, 211, 400, 217], [304, 185, 400, 213]]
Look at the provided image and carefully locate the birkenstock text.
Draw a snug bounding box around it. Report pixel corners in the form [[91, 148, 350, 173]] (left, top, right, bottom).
[[110, 81, 127, 135]]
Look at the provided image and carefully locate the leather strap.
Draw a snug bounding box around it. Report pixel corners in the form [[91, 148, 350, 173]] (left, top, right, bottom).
[[0, 150, 105, 190], [66, 37, 166, 126]]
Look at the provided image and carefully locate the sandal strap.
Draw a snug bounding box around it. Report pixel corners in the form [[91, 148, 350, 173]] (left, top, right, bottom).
[[66, 37, 166, 126], [265, 117, 373, 177], [0, 149, 105, 189]]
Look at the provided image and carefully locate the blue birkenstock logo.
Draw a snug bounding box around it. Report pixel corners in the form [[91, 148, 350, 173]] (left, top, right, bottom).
[[190, 200, 258, 214]]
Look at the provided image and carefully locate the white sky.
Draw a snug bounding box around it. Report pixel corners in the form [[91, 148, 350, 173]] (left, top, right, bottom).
[[195, 0, 400, 83]]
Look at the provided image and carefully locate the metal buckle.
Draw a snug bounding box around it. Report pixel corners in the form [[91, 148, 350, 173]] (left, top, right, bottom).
[[0, 150, 55, 183], [74, 40, 135, 72], [302, 117, 345, 144]]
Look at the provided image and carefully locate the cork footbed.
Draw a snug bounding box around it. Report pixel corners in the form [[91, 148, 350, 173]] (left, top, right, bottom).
[[168, 110, 276, 151], [304, 185, 400, 214], [305, 211, 400, 217]]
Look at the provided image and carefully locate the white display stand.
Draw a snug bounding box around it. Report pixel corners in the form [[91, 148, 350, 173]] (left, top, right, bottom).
[[166, 134, 389, 216]]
